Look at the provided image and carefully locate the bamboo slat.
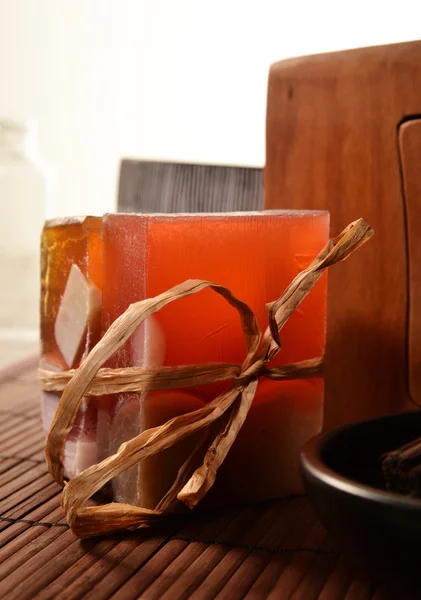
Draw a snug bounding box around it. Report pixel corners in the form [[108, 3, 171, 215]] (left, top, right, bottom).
[[0, 359, 417, 599]]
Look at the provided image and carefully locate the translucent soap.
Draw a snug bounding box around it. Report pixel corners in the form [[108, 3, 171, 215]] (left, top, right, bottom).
[[100, 211, 329, 508], [40, 216, 102, 478]]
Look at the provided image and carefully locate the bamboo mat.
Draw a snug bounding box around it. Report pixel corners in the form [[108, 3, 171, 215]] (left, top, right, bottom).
[[0, 360, 417, 599]]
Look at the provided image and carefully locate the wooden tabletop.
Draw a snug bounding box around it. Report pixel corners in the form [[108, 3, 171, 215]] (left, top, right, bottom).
[[0, 360, 417, 599]]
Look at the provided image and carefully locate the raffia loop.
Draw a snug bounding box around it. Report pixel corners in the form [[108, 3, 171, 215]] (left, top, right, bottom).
[[41, 218, 374, 539]]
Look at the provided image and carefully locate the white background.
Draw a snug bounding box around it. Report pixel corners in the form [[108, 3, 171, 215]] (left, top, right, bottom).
[[0, 0, 420, 217]]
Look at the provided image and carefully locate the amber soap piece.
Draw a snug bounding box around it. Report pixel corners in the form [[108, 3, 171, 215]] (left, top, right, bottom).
[[100, 211, 329, 508], [41, 217, 102, 478]]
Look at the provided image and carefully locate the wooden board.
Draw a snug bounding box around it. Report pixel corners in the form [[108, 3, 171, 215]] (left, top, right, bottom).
[[117, 160, 263, 213], [399, 119, 421, 406], [265, 40, 421, 429], [0, 359, 418, 599]]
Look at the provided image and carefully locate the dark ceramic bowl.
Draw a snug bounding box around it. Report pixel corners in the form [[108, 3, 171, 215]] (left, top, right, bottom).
[[301, 410, 421, 565]]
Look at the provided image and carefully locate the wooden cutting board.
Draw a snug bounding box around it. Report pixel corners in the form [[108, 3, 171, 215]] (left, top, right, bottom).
[[265, 40, 421, 429]]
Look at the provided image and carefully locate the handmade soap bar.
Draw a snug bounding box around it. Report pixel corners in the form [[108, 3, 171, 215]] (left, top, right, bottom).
[[100, 211, 329, 508], [40, 217, 102, 478]]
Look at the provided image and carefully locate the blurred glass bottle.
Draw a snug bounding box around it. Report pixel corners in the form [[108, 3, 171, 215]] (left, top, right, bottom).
[[0, 119, 55, 346]]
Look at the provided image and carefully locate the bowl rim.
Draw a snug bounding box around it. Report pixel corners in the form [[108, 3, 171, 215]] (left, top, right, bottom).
[[301, 411, 421, 512]]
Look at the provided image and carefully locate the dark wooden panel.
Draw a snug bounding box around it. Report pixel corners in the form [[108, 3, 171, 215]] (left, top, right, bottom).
[[265, 40, 421, 428], [117, 160, 263, 213], [399, 119, 421, 406]]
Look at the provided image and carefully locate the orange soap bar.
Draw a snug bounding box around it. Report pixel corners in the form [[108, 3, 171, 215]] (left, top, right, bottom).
[[40, 217, 102, 478], [206, 378, 324, 506], [100, 211, 329, 508]]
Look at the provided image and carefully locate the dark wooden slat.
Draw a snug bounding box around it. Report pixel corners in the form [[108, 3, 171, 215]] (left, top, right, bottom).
[[155, 539, 239, 599], [80, 536, 182, 600], [343, 572, 376, 600], [0, 507, 66, 572], [0, 409, 39, 423], [134, 511, 257, 600], [0, 448, 47, 467], [213, 515, 324, 600], [211, 538, 298, 598], [0, 454, 43, 463], [17, 408, 41, 421], [0, 529, 78, 599], [73, 539, 169, 600], [0, 441, 45, 479], [251, 499, 314, 551], [316, 554, 357, 600], [372, 580, 419, 600], [265, 524, 327, 599], [109, 509, 250, 600], [163, 499, 306, 600], [0, 403, 41, 419], [0, 462, 47, 497], [288, 543, 339, 600], [0, 432, 45, 458], [0, 419, 38, 446], [6, 537, 137, 600], [27, 448, 46, 460], [193, 500, 313, 600], [0, 415, 29, 435], [49, 536, 163, 600], [0, 496, 62, 535], [118, 160, 263, 214], [35, 537, 123, 599], [0, 513, 69, 579], [4, 481, 61, 520], [0, 495, 64, 548], [0, 416, 42, 445], [0, 472, 53, 514], [0, 458, 21, 476]]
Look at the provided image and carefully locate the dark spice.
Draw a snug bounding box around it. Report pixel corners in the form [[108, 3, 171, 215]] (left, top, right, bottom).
[[382, 437, 421, 496]]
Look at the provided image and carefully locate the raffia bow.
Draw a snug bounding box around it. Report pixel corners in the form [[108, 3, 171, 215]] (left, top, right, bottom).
[[40, 218, 373, 538]]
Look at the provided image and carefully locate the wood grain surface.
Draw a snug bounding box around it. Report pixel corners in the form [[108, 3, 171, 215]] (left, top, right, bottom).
[[0, 360, 417, 598], [399, 119, 421, 407], [265, 40, 421, 428]]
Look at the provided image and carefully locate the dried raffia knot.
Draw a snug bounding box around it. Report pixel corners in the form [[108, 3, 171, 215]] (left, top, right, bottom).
[[237, 358, 267, 382], [41, 218, 374, 539]]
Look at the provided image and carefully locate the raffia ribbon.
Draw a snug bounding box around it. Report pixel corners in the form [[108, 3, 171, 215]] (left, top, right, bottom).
[[41, 218, 373, 539]]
